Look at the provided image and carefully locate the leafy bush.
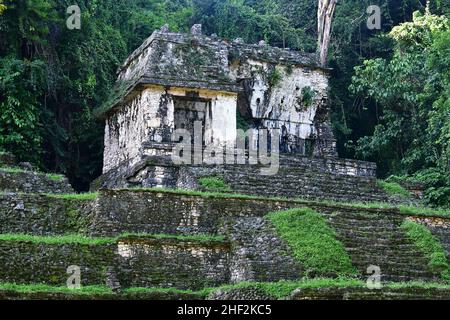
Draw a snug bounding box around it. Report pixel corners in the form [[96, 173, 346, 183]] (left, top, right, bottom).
[[198, 176, 231, 193], [267, 68, 282, 87], [267, 208, 358, 277], [401, 219, 450, 280]]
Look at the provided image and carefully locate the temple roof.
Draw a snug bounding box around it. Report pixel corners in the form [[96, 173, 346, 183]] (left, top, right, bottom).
[[96, 24, 321, 120]]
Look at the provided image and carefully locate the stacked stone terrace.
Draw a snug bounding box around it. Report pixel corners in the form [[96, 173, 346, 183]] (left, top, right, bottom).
[[0, 149, 449, 299]]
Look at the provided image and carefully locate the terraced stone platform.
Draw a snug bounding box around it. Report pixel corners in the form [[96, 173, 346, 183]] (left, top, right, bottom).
[[0, 166, 448, 300], [93, 155, 406, 204]]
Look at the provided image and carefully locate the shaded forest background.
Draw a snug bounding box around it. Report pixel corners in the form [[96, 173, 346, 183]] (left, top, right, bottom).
[[0, 0, 448, 206]]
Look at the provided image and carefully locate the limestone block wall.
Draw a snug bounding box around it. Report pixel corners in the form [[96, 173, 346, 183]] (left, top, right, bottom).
[[103, 86, 169, 173], [89, 189, 300, 236], [0, 170, 73, 194], [116, 237, 230, 290], [0, 193, 92, 236], [228, 217, 303, 283], [0, 241, 115, 286]]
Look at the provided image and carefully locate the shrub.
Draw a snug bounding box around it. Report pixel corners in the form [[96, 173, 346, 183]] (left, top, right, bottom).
[[198, 176, 231, 193]]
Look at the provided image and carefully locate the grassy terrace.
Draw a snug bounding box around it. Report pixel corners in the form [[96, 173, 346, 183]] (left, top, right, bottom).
[[113, 187, 450, 218], [0, 167, 65, 182], [0, 233, 226, 245], [1, 279, 450, 299], [2, 187, 448, 217]]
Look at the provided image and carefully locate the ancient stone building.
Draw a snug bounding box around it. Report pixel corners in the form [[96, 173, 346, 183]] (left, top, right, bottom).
[[94, 24, 378, 199]]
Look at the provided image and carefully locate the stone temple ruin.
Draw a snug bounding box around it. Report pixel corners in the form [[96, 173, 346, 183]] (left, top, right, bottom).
[[94, 25, 383, 202], [1, 26, 449, 301]]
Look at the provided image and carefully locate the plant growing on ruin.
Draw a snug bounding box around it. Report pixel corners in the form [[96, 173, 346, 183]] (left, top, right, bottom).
[[401, 220, 450, 280], [198, 176, 231, 193], [267, 68, 282, 88], [300, 86, 316, 108]]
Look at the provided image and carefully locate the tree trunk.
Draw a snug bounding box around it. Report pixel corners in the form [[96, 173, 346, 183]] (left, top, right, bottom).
[[317, 0, 337, 67]]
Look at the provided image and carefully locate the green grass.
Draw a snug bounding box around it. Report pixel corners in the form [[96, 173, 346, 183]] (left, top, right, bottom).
[[0, 233, 226, 245], [44, 193, 98, 201], [1, 280, 450, 299], [0, 283, 113, 295], [401, 220, 450, 280], [267, 208, 358, 277], [0, 234, 116, 245], [397, 205, 450, 217], [378, 180, 412, 198], [198, 176, 231, 193]]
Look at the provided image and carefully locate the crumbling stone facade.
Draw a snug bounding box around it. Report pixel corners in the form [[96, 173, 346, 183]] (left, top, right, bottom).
[[98, 24, 337, 176]]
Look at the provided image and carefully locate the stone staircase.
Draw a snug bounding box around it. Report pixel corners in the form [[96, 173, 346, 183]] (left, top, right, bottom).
[[326, 211, 441, 283]]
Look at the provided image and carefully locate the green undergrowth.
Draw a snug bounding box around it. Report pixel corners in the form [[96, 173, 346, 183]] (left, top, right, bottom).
[[267, 208, 358, 277], [401, 220, 450, 280], [122, 187, 450, 217], [0, 233, 226, 245], [378, 180, 412, 198]]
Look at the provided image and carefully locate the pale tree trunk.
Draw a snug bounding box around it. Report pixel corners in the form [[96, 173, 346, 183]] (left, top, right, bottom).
[[317, 0, 337, 67]]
